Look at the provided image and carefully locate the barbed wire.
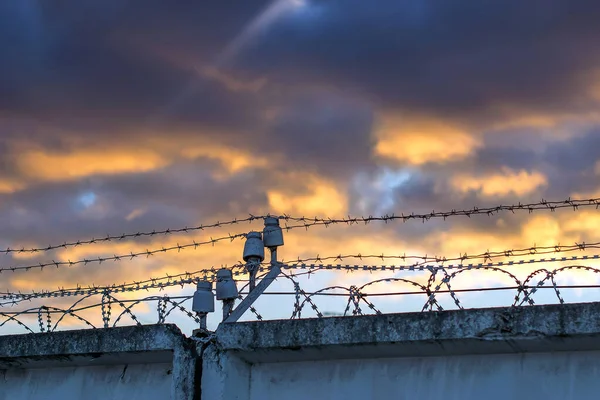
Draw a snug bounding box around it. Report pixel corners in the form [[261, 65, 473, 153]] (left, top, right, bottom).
[[0, 265, 320, 305], [1, 272, 275, 332], [0, 216, 263, 255], [3, 263, 600, 334], [0, 295, 199, 333], [286, 264, 600, 316], [0, 232, 250, 274], [4, 226, 600, 279], [282, 241, 600, 266], [279, 197, 600, 228], [0, 263, 252, 304], [3, 197, 598, 256], [0, 262, 317, 306], [2, 252, 599, 305]]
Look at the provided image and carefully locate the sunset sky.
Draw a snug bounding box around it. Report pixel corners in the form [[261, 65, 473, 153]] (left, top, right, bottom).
[[2, 1, 600, 331]]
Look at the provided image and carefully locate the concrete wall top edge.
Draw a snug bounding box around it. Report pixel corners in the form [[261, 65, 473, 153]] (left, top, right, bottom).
[[0, 324, 190, 360], [216, 302, 600, 355]]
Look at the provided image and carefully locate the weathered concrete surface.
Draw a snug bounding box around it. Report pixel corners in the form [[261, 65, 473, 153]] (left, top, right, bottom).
[[1, 363, 173, 400], [0, 325, 198, 400], [206, 302, 600, 400], [201, 345, 250, 400], [216, 302, 600, 363], [249, 351, 600, 400], [5, 302, 600, 399]]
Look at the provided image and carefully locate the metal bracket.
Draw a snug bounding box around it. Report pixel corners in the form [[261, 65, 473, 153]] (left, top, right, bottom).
[[223, 262, 281, 323]]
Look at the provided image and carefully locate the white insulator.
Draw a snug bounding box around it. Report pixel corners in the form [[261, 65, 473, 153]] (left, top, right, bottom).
[[216, 269, 238, 300], [243, 231, 265, 262], [192, 281, 215, 313], [263, 217, 284, 248]]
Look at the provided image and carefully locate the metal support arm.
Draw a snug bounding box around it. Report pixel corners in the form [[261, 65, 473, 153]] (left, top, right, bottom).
[[223, 262, 281, 323]]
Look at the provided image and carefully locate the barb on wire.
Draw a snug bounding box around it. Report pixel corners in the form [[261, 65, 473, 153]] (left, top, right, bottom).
[[3, 197, 598, 256], [1, 216, 264, 255], [0, 263, 254, 304], [0, 232, 249, 274], [283, 241, 600, 267], [279, 197, 600, 229], [3, 252, 600, 305], [0, 294, 198, 333], [3, 263, 600, 334], [6, 226, 600, 280], [283, 254, 600, 274]]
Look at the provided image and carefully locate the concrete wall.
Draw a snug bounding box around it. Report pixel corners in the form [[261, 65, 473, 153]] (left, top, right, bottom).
[[0, 325, 198, 400], [248, 351, 600, 400], [2, 363, 172, 400], [212, 302, 600, 400], [4, 302, 600, 400]]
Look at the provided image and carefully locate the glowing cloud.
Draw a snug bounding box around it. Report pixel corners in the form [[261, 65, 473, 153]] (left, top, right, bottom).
[[374, 117, 481, 165], [562, 212, 600, 240], [267, 173, 347, 216], [0, 178, 25, 194], [17, 149, 168, 181], [451, 168, 547, 197], [180, 144, 270, 175]]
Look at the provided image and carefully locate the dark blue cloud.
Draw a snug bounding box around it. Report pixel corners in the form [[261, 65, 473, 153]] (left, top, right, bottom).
[[1, 0, 600, 260], [543, 130, 600, 173], [3, 0, 600, 129], [239, 0, 600, 121], [262, 90, 376, 178], [0, 1, 271, 129]]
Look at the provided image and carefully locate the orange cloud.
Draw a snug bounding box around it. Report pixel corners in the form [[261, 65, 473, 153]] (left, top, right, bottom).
[[374, 116, 480, 165], [17, 148, 168, 181], [180, 143, 270, 175], [562, 212, 600, 241], [451, 167, 547, 197], [6, 133, 274, 187], [520, 215, 565, 247], [0, 178, 25, 194], [267, 173, 348, 216]]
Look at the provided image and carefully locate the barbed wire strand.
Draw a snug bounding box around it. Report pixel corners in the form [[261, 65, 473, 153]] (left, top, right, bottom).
[[4, 269, 600, 333], [3, 197, 598, 255], [0, 266, 318, 306], [2, 253, 599, 305], [4, 225, 600, 276], [1, 216, 263, 255], [282, 241, 600, 267], [0, 232, 249, 274]]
